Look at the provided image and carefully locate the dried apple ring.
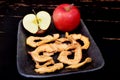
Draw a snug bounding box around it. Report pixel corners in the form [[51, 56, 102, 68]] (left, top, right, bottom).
[[66, 57, 92, 69], [34, 63, 64, 74], [28, 51, 52, 62], [26, 33, 60, 48], [80, 35, 90, 49], [57, 43, 82, 65], [65, 32, 90, 49], [35, 59, 55, 68]]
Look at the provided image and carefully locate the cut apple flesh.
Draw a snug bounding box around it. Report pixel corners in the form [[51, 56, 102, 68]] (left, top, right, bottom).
[[23, 14, 39, 34], [37, 11, 51, 30], [22, 11, 51, 34]]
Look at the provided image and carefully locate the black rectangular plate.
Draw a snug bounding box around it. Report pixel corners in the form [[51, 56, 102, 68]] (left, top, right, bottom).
[[17, 19, 105, 78]]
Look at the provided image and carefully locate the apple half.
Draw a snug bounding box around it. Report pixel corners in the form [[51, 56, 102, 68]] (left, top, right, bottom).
[[22, 11, 51, 34]]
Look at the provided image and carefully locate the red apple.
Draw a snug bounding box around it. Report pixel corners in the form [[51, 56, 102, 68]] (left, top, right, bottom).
[[52, 3, 81, 32]]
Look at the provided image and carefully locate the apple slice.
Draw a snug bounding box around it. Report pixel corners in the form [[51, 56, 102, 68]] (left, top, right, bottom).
[[22, 11, 51, 34], [23, 14, 38, 34], [37, 11, 51, 30]]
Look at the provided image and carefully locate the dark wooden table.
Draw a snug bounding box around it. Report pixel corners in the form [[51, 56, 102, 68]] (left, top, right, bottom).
[[0, 0, 120, 80]]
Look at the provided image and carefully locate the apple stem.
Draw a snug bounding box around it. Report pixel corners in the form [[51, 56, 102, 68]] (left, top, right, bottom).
[[32, 9, 40, 29], [64, 3, 74, 12]]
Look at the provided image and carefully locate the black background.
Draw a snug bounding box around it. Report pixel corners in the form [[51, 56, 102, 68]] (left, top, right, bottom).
[[0, 0, 120, 80]]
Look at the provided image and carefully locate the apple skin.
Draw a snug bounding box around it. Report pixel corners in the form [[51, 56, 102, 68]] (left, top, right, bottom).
[[52, 4, 81, 32]]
